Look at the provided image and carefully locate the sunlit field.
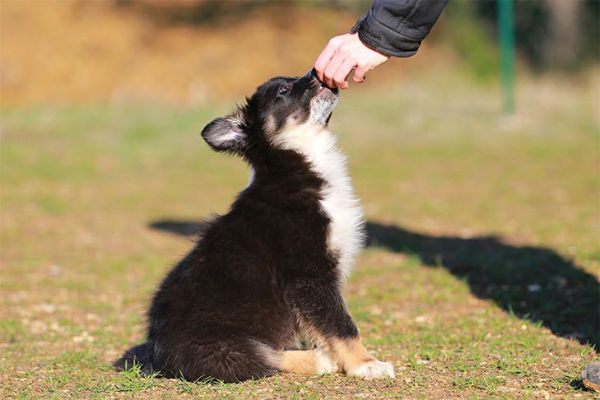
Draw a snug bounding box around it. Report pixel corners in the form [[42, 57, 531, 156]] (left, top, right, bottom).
[[1, 68, 598, 399]]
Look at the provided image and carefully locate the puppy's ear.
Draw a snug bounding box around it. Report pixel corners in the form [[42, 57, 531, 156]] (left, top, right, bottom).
[[201, 112, 247, 152]]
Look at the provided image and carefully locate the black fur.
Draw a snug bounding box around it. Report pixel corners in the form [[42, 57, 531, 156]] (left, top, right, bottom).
[[117, 72, 357, 383]]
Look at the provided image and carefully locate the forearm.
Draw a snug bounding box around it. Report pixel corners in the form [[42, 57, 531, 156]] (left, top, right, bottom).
[[285, 278, 358, 340], [352, 0, 449, 57], [285, 279, 378, 374], [287, 279, 378, 376]]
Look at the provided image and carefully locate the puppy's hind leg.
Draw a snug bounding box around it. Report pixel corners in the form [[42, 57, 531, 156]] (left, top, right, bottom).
[[283, 349, 338, 375], [260, 346, 338, 376]]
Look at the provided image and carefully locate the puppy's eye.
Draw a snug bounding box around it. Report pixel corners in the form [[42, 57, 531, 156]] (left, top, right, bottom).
[[278, 85, 290, 95]]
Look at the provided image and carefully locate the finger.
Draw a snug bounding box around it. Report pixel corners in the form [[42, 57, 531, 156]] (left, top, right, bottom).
[[333, 58, 357, 89], [353, 63, 370, 83], [314, 43, 337, 82], [323, 54, 345, 88]]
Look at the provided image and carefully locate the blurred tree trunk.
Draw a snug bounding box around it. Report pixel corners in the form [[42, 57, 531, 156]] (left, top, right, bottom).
[[542, 0, 580, 68]]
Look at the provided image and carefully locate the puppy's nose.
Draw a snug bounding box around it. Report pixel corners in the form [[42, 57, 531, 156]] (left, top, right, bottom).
[[304, 68, 323, 86], [302, 68, 317, 80]]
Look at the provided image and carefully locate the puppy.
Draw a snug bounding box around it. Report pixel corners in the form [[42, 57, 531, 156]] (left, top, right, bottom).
[[120, 70, 395, 383]]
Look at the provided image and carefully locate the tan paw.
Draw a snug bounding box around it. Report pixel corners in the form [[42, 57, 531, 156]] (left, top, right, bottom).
[[347, 360, 395, 380]]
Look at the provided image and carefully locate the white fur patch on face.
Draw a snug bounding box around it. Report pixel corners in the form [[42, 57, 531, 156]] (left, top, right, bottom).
[[273, 121, 364, 282], [309, 93, 338, 126]]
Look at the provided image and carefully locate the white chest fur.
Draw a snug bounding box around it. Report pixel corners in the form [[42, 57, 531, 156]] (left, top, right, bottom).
[[274, 125, 365, 281]]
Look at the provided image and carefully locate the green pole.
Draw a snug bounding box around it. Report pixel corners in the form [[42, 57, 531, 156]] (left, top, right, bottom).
[[498, 0, 515, 114]]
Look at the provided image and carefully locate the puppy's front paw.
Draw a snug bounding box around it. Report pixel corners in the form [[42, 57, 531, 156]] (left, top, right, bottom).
[[347, 360, 395, 380]]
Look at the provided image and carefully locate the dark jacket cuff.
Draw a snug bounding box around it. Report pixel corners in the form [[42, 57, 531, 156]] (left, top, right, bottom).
[[351, 12, 420, 57], [350, 0, 448, 58]]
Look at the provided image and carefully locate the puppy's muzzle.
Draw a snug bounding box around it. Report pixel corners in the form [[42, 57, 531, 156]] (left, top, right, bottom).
[[305, 68, 339, 94]]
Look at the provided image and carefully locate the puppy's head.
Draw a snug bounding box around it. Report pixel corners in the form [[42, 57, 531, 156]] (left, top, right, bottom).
[[201, 70, 338, 161]]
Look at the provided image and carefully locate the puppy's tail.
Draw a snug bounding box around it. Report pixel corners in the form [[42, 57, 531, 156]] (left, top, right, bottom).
[[114, 342, 157, 376]]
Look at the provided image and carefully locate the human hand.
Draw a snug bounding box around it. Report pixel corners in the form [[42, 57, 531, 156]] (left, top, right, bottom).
[[314, 33, 389, 89]]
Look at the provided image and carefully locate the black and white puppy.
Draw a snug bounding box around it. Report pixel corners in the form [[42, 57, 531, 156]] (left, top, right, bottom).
[[121, 70, 395, 383]]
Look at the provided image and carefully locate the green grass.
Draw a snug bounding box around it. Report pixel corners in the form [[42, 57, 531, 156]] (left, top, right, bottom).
[[1, 69, 598, 399]]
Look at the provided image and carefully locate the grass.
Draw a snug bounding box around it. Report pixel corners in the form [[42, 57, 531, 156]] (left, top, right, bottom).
[[1, 68, 598, 399]]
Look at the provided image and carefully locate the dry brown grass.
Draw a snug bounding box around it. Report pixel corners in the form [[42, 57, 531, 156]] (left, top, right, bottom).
[[1, 0, 437, 106]]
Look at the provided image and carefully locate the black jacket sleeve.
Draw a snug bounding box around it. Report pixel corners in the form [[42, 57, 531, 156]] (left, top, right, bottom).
[[351, 0, 449, 57]]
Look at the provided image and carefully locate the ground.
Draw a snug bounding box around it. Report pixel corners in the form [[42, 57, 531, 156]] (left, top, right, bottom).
[[1, 68, 598, 399]]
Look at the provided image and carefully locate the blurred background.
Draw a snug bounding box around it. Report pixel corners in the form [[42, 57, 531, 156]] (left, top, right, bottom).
[[1, 1, 599, 398], [1, 0, 598, 105]]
